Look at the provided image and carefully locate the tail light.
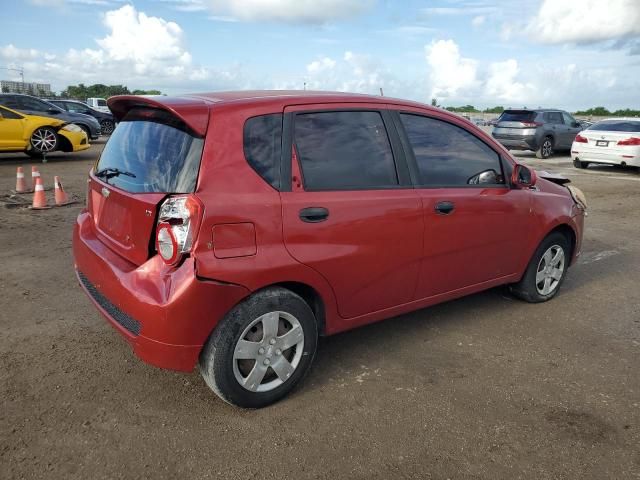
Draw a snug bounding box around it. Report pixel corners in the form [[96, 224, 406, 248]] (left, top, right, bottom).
[[156, 195, 202, 265], [574, 134, 588, 143], [617, 137, 640, 146]]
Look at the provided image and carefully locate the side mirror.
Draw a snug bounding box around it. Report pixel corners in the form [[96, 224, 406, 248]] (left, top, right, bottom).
[[48, 108, 60, 114], [572, 121, 581, 128], [511, 164, 537, 188]]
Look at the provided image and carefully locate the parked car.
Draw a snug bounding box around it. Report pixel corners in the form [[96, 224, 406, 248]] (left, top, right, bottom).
[[0, 105, 89, 157], [49, 99, 116, 135], [572, 118, 640, 169], [73, 91, 586, 408], [0, 94, 101, 140], [86, 97, 110, 114], [492, 109, 584, 159]]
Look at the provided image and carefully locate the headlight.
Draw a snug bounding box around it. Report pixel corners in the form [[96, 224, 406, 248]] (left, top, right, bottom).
[[61, 123, 82, 133], [567, 185, 587, 210]]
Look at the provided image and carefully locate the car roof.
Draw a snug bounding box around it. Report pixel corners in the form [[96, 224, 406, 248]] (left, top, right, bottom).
[[107, 90, 445, 137]]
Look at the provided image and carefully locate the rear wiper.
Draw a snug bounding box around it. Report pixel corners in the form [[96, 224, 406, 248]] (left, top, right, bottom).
[[95, 167, 136, 180]]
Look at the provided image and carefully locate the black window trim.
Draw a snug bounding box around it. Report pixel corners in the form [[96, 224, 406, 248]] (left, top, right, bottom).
[[392, 110, 510, 190], [282, 108, 412, 193], [243, 112, 283, 191], [0, 105, 24, 119]]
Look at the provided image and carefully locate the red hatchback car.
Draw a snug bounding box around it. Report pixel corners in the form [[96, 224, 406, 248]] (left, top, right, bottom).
[[73, 91, 586, 407]]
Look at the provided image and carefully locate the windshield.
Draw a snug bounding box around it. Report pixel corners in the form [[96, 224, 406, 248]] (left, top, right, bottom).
[[95, 107, 204, 193], [588, 120, 640, 133], [498, 111, 536, 122]]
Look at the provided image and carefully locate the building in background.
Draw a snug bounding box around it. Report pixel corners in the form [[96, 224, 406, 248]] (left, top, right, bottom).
[[1, 80, 51, 96]]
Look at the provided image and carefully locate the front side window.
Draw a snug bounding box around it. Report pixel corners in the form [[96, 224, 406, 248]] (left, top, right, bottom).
[[400, 114, 504, 187], [20, 97, 53, 112], [243, 114, 282, 189], [0, 106, 22, 119], [294, 111, 398, 190], [562, 112, 576, 126]]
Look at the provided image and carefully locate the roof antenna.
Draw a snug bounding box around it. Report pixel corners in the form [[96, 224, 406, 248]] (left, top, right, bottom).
[[379, 87, 384, 97]]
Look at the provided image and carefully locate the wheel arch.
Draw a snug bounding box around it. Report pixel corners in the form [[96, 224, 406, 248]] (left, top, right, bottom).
[[546, 223, 577, 263]]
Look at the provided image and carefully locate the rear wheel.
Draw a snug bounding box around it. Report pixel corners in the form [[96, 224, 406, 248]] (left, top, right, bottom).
[[199, 287, 318, 408], [573, 158, 589, 169], [510, 232, 570, 303], [29, 127, 58, 156], [100, 119, 115, 135], [536, 136, 554, 159]]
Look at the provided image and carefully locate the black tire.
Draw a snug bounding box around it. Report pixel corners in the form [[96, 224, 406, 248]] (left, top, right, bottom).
[[573, 158, 589, 169], [510, 232, 571, 303], [100, 120, 115, 135], [199, 287, 318, 408], [535, 136, 554, 159], [30, 126, 58, 155]]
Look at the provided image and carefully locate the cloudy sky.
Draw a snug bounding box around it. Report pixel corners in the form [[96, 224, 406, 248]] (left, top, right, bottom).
[[1, 0, 639, 110]]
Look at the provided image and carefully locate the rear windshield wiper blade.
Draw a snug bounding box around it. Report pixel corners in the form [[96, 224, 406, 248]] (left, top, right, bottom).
[[95, 167, 136, 179]]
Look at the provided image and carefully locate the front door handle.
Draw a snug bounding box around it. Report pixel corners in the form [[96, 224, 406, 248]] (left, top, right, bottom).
[[299, 207, 329, 223], [434, 201, 455, 215]]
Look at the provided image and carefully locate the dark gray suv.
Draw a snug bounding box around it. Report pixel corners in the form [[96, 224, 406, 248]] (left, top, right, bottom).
[[492, 109, 584, 159]]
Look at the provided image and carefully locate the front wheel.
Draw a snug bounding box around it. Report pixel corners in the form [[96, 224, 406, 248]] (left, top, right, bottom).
[[536, 137, 554, 159], [30, 127, 58, 155], [100, 119, 115, 135], [510, 232, 570, 303], [199, 287, 318, 408]]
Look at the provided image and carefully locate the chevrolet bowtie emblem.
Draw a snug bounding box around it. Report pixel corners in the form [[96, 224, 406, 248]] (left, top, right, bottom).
[[101, 187, 110, 198]]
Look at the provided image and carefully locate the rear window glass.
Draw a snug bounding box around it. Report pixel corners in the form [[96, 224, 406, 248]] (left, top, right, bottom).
[[498, 111, 536, 122], [95, 107, 204, 193], [97, 100, 107, 107], [243, 114, 282, 189], [588, 120, 640, 132]]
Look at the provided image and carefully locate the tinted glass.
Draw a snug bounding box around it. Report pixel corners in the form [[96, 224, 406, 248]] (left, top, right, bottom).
[[562, 112, 576, 125], [96, 108, 204, 193], [498, 110, 536, 122], [588, 120, 640, 133], [294, 111, 398, 190], [544, 112, 563, 124], [0, 96, 19, 109], [97, 99, 107, 107], [400, 114, 504, 187], [0, 106, 22, 119], [66, 102, 88, 113], [243, 114, 282, 189], [20, 97, 55, 111]]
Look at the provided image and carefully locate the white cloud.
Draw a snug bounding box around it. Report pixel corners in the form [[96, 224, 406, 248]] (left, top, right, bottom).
[[205, 0, 373, 24], [306, 57, 336, 74], [0, 5, 238, 92], [426, 39, 479, 99], [471, 15, 485, 27], [485, 59, 534, 102], [528, 0, 640, 44]]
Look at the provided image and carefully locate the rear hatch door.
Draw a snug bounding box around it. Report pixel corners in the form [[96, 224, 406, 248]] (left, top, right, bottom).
[[87, 104, 206, 265], [494, 110, 538, 136]]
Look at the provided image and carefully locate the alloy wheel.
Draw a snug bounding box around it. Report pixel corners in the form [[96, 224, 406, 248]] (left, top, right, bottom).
[[535, 245, 565, 295], [233, 311, 305, 392], [31, 128, 57, 153]]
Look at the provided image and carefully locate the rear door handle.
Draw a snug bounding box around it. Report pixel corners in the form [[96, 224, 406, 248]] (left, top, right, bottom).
[[299, 207, 329, 223], [434, 201, 455, 215]]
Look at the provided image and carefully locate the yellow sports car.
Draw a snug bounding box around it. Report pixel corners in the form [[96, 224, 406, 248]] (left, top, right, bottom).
[[0, 105, 89, 157]]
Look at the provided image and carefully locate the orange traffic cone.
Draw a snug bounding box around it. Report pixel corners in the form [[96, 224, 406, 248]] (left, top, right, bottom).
[[31, 177, 50, 210], [15, 167, 29, 193], [54, 176, 73, 206], [31, 166, 41, 191]]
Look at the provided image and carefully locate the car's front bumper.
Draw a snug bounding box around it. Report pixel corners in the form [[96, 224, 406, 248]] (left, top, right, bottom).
[[73, 211, 249, 372], [59, 129, 90, 152]]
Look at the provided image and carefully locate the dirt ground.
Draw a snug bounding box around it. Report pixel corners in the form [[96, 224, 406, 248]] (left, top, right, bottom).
[[1, 139, 639, 480]]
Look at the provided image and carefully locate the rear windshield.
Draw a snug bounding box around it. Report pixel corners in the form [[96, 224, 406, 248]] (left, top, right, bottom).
[[97, 99, 107, 107], [498, 110, 536, 122], [588, 120, 640, 132], [95, 107, 204, 193]]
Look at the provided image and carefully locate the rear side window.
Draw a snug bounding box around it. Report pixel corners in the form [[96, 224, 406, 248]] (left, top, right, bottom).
[[96, 107, 204, 193], [543, 112, 563, 124], [400, 114, 504, 187], [588, 120, 640, 132], [294, 111, 398, 190], [498, 110, 536, 122], [243, 114, 282, 189], [0, 106, 22, 119]]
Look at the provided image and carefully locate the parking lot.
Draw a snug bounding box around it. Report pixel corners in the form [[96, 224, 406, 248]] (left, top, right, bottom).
[[1, 139, 639, 479]]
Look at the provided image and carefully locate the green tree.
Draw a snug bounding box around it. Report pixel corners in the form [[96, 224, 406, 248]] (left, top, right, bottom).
[[483, 106, 504, 114]]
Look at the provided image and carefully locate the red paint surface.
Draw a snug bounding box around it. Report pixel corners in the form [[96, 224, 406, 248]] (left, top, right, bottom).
[[74, 91, 585, 372]]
